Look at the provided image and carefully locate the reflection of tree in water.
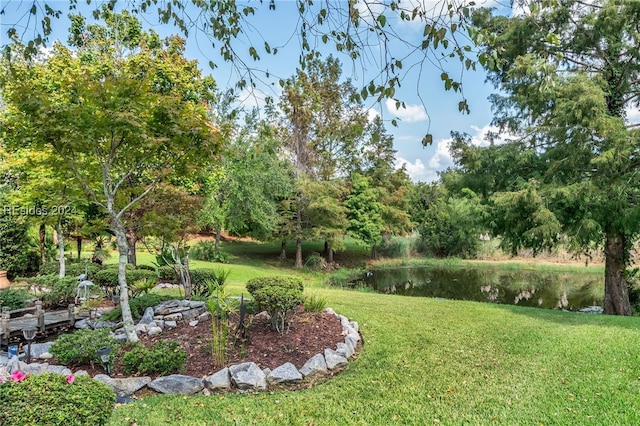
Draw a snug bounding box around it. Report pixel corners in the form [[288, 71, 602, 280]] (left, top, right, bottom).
[[514, 288, 536, 305], [480, 285, 499, 302], [556, 291, 569, 309]]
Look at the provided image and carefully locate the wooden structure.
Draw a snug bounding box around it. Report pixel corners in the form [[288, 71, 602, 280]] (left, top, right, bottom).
[[0, 301, 75, 340]]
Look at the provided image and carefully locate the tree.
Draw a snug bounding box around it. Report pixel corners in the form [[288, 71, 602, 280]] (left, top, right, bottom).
[[344, 173, 385, 259], [2, 0, 481, 129], [470, 1, 640, 315], [0, 10, 220, 340]]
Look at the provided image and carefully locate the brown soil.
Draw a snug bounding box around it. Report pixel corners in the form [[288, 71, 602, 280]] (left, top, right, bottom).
[[75, 310, 349, 380]]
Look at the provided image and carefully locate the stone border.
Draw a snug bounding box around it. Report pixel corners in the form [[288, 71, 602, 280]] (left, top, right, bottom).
[[1, 306, 362, 397]]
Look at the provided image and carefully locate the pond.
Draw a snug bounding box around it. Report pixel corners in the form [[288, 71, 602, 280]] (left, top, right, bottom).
[[353, 265, 603, 311]]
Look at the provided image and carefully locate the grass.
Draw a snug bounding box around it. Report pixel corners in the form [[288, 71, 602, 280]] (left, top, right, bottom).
[[107, 289, 640, 425], [102, 240, 640, 425]]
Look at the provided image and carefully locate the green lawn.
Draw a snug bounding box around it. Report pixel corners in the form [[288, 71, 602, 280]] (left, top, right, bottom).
[[107, 287, 640, 425], [98, 240, 640, 424]]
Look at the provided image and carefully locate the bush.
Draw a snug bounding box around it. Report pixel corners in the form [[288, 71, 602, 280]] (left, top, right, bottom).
[[0, 288, 32, 310], [0, 214, 40, 278], [50, 328, 116, 367], [246, 276, 304, 333], [0, 373, 115, 426], [377, 236, 413, 259], [158, 265, 177, 281], [190, 268, 229, 298], [22, 274, 78, 307], [39, 262, 102, 278], [93, 267, 158, 297], [100, 293, 173, 322], [246, 276, 304, 295], [189, 241, 228, 263], [121, 340, 187, 375]]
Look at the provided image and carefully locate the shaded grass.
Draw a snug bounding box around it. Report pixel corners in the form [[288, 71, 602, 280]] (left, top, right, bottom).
[[107, 288, 640, 425]]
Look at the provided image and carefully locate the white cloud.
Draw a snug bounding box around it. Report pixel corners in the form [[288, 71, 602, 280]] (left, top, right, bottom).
[[397, 123, 511, 182], [625, 104, 640, 127], [367, 108, 380, 123], [385, 98, 429, 122], [395, 156, 439, 182]]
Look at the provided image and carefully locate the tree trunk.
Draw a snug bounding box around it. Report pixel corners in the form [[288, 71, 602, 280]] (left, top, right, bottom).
[[56, 221, 66, 278], [39, 223, 46, 266], [603, 231, 632, 315], [214, 227, 222, 251], [113, 222, 139, 343], [280, 240, 287, 260], [76, 236, 82, 261], [126, 231, 137, 267], [295, 238, 303, 268], [370, 245, 378, 260], [326, 241, 334, 264]]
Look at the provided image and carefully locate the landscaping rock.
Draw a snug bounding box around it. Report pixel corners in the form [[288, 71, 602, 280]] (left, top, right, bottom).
[[267, 362, 302, 385], [189, 320, 199, 327], [148, 374, 204, 395], [29, 342, 54, 359], [253, 311, 271, 322], [336, 342, 353, 358], [182, 307, 207, 322], [46, 365, 72, 376], [163, 313, 183, 322], [6, 356, 26, 373], [147, 326, 163, 336], [39, 352, 53, 360], [74, 319, 91, 329], [324, 348, 348, 370], [198, 311, 211, 321], [164, 320, 177, 328], [139, 307, 155, 325], [204, 367, 230, 391], [299, 354, 327, 378], [154, 300, 188, 315], [94, 374, 152, 396], [23, 362, 49, 375], [93, 321, 117, 329], [135, 323, 148, 334], [579, 306, 604, 314], [229, 362, 267, 390], [187, 301, 206, 309], [74, 370, 89, 376]]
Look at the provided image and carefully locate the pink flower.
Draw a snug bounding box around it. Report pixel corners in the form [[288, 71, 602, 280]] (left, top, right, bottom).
[[11, 371, 26, 382], [67, 374, 75, 384]]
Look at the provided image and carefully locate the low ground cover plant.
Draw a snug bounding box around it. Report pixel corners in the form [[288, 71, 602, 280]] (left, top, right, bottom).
[[0, 372, 115, 426], [121, 340, 187, 375]]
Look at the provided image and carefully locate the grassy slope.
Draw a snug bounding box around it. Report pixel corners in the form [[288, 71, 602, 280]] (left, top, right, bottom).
[[106, 241, 640, 425]]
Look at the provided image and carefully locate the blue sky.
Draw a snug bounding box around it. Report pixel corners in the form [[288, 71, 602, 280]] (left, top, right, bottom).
[[1, 0, 513, 182]]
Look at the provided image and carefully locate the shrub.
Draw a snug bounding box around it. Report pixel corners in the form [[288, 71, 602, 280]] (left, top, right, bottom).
[[0, 373, 115, 426], [377, 236, 413, 259], [190, 241, 228, 263], [246, 276, 304, 295], [158, 265, 177, 281], [22, 274, 79, 307], [304, 252, 327, 270], [302, 293, 328, 312], [0, 214, 40, 278], [100, 293, 173, 322], [0, 288, 32, 310], [93, 267, 158, 297], [246, 276, 304, 333], [50, 328, 116, 367], [120, 340, 187, 375], [39, 262, 102, 278], [190, 268, 229, 298]]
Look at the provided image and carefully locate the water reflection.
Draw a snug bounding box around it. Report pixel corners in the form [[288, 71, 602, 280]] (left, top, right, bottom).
[[357, 266, 603, 311]]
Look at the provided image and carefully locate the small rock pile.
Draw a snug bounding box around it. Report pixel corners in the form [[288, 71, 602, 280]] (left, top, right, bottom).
[[1, 303, 362, 397]]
